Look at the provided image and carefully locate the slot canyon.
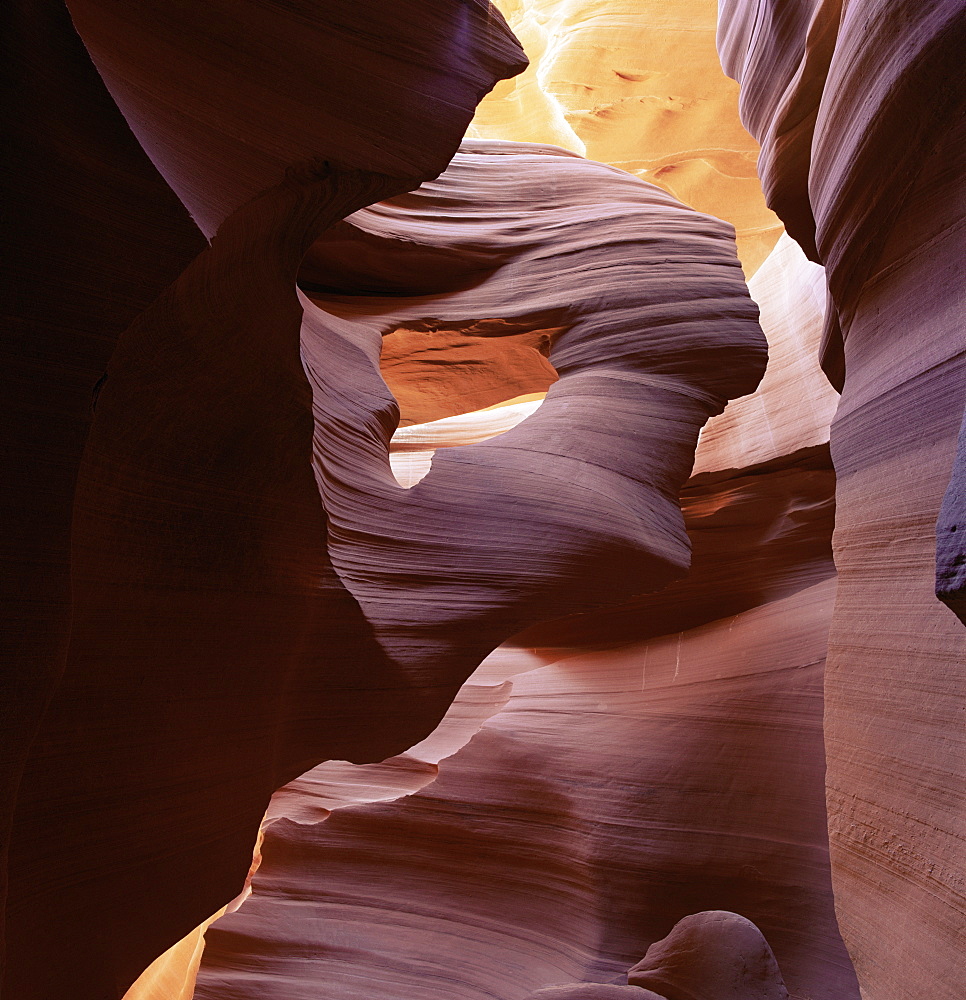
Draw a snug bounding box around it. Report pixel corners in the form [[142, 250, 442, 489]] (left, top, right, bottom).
[[3, 2, 964, 999]]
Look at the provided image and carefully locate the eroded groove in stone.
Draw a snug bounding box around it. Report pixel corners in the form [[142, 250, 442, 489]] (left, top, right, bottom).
[[4, 2, 526, 995], [186, 227, 854, 1000], [719, 3, 966, 996]]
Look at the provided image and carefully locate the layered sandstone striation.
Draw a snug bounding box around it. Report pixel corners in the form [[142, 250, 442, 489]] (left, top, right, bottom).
[[469, 0, 784, 274], [6, 11, 769, 997], [4, 4, 525, 998], [936, 410, 966, 621], [528, 988, 664, 999], [160, 227, 854, 1000], [719, 1, 966, 997], [194, 578, 853, 1000], [301, 141, 766, 699]]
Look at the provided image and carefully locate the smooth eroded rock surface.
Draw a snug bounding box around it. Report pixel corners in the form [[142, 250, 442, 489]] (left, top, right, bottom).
[[9, 130, 765, 1000], [10, 4, 962, 999], [66, 0, 527, 234], [182, 227, 856, 1000], [627, 910, 788, 1000], [5, 2, 524, 994], [192, 578, 855, 1000], [2, 0, 205, 984], [719, 2, 966, 996], [470, 0, 784, 274], [302, 140, 766, 698]]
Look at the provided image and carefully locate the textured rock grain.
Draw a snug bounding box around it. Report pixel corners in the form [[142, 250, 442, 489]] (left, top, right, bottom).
[[185, 228, 855, 1000], [301, 141, 766, 707], [936, 408, 966, 621], [529, 987, 663, 999], [718, 2, 966, 996], [65, 0, 527, 235], [470, 0, 784, 274], [194, 578, 856, 1000]]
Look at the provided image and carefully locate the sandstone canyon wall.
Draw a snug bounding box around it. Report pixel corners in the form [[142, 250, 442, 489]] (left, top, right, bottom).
[[4, 2, 773, 998], [719, 1, 966, 996], [177, 217, 854, 1000], [4, 2, 963, 1000], [3, 0, 207, 983], [122, 223, 852, 999], [4, 3, 527, 998], [466, 0, 783, 276]]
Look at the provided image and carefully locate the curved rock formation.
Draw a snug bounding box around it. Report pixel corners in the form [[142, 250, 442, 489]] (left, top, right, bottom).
[[936, 409, 966, 621], [65, 0, 527, 235], [6, 89, 764, 1000], [5, 163, 412, 1000], [166, 228, 855, 1000], [303, 140, 767, 708], [9, 3, 961, 999], [388, 398, 546, 488], [4, 4, 526, 997], [524, 910, 793, 1000], [192, 583, 853, 999], [718, 2, 966, 997], [627, 911, 788, 1000]]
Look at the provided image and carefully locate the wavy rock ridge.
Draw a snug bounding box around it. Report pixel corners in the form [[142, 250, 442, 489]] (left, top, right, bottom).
[[5, 1, 963, 999], [179, 213, 853, 1000], [303, 140, 766, 698], [719, 1, 966, 996]]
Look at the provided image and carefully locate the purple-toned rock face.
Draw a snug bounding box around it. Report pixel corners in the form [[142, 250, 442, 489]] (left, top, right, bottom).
[[65, 0, 527, 235], [936, 409, 966, 621], [719, 2, 966, 998], [186, 222, 853, 1000], [302, 141, 766, 696], [627, 911, 788, 1000], [529, 987, 667, 999], [5, 2, 962, 999], [5, 44, 766, 1000], [4, 3, 525, 996]]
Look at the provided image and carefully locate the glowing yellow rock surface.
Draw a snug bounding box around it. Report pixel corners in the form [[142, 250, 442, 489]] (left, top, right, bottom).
[[469, 0, 783, 275], [122, 909, 225, 1000]]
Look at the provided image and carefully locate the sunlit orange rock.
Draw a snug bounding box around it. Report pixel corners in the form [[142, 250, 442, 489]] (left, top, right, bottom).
[[380, 316, 561, 427], [470, 0, 784, 274]]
